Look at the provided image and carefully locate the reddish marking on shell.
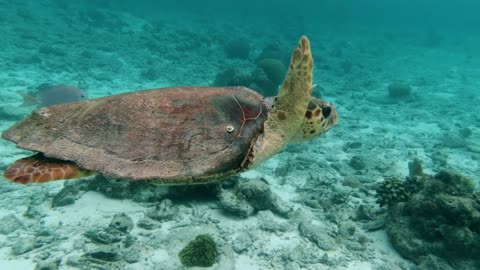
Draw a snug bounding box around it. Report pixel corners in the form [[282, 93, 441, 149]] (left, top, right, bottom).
[[233, 94, 264, 138], [3, 154, 90, 184], [241, 104, 262, 120]]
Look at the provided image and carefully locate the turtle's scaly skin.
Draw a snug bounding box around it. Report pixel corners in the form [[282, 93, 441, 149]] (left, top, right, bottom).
[[3, 87, 267, 184], [291, 97, 338, 142], [250, 36, 315, 166]]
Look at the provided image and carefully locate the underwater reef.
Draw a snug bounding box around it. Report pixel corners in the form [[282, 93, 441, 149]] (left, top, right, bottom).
[[377, 160, 480, 269], [224, 38, 251, 60], [213, 43, 288, 96], [387, 81, 412, 99]]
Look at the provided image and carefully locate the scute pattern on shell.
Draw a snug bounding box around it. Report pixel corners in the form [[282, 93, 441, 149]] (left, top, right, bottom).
[[2, 87, 268, 184]]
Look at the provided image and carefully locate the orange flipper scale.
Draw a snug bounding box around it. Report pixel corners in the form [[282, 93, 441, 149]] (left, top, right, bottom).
[[3, 154, 94, 184]]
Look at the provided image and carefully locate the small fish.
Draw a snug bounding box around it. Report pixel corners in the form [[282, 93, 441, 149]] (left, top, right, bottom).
[[19, 84, 88, 107]]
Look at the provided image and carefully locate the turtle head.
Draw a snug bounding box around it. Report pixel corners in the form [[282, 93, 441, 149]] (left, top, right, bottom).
[[290, 97, 338, 142]]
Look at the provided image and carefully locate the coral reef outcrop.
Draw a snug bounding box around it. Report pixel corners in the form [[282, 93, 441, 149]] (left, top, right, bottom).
[[377, 160, 480, 269]]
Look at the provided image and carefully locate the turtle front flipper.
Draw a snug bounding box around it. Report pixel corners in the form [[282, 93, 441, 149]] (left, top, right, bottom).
[[275, 35, 314, 121], [3, 153, 94, 184], [250, 36, 314, 167]]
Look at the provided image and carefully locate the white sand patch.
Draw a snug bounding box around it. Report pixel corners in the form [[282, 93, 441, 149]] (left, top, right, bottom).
[[345, 261, 373, 270], [235, 255, 261, 270], [0, 259, 35, 270], [44, 191, 145, 228], [149, 249, 170, 265]]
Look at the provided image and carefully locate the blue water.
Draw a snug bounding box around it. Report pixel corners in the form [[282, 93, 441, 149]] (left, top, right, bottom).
[[0, 1, 479, 269]]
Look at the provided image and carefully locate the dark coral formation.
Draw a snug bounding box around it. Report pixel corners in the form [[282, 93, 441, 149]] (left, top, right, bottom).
[[213, 43, 289, 96], [178, 234, 218, 267], [387, 81, 412, 98], [376, 178, 409, 207], [255, 43, 287, 64], [381, 161, 480, 268], [252, 58, 287, 96], [376, 159, 428, 207], [348, 155, 366, 171], [212, 56, 287, 96], [224, 38, 250, 59], [256, 58, 286, 86], [212, 68, 251, 88], [212, 58, 286, 97]]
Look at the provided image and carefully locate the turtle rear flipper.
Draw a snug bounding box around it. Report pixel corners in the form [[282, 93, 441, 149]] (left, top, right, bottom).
[[250, 36, 314, 166], [3, 153, 93, 184]]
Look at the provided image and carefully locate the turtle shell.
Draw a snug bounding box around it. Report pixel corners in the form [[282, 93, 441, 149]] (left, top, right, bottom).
[[2, 87, 268, 184]]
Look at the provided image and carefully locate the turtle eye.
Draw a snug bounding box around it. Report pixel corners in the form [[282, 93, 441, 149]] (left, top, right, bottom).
[[226, 125, 235, 133], [322, 106, 331, 118]]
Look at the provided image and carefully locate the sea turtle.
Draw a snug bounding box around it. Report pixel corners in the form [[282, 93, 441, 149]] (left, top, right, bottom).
[[2, 36, 338, 185]]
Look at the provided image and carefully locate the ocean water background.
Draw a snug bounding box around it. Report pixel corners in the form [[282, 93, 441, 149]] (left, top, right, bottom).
[[0, 0, 479, 269]]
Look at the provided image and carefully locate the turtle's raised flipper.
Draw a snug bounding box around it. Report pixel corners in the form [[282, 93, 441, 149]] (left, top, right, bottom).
[[250, 36, 314, 167], [276, 35, 314, 120], [3, 153, 94, 184]]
